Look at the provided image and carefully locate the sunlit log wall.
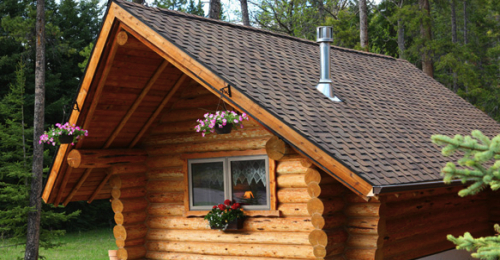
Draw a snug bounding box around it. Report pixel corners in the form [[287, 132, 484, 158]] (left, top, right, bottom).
[[109, 168, 148, 260], [380, 187, 497, 260], [140, 82, 346, 260]]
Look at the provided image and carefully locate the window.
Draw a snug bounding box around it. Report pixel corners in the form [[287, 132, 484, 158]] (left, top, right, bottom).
[[188, 155, 269, 211]]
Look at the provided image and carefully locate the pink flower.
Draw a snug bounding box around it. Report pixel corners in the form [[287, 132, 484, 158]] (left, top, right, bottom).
[[240, 124, 244, 129], [234, 119, 239, 123], [202, 133, 205, 137], [239, 116, 242, 121]]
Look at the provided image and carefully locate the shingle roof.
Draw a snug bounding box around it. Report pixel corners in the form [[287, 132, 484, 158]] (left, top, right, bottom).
[[115, 0, 500, 187]]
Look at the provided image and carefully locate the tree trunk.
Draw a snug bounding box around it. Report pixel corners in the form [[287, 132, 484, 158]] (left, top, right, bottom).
[[463, 0, 468, 45], [451, 0, 457, 92], [397, 18, 405, 59], [240, 0, 250, 26], [25, 0, 45, 258], [359, 0, 369, 50], [209, 0, 221, 19], [419, 0, 433, 78]]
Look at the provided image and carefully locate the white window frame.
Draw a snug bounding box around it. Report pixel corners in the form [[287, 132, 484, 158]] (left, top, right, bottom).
[[188, 155, 269, 211]]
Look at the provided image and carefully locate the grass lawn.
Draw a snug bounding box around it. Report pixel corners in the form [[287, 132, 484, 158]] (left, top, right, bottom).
[[0, 228, 116, 260]]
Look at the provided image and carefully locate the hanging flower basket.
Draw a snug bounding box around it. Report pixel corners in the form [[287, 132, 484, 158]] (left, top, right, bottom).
[[205, 200, 245, 231], [39, 122, 88, 146], [195, 111, 249, 137], [215, 123, 233, 134], [58, 134, 74, 144]]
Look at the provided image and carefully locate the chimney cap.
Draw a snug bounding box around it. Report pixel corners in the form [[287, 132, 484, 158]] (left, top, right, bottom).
[[317, 26, 333, 43]]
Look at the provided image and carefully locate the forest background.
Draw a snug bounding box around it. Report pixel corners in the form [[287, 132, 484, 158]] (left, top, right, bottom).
[[1, 0, 500, 254]]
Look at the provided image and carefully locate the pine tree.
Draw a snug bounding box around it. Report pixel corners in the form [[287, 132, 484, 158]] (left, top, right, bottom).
[[0, 62, 79, 256], [432, 130, 500, 259]]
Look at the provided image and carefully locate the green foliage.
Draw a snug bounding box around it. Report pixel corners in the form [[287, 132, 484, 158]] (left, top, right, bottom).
[[153, 0, 204, 16], [432, 130, 500, 259], [204, 200, 245, 230], [0, 62, 79, 251]]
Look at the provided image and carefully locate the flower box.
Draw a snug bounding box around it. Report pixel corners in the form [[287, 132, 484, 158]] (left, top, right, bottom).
[[211, 217, 244, 230]]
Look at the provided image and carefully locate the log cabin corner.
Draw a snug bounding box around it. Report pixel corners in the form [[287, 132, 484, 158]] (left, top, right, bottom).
[[42, 1, 500, 259]]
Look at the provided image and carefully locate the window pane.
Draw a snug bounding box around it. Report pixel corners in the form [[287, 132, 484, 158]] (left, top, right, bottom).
[[191, 162, 224, 207], [231, 159, 267, 206]]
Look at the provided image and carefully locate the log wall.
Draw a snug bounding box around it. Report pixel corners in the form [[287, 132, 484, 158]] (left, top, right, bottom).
[[110, 170, 148, 260], [139, 83, 343, 259], [380, 187, 495, 260]]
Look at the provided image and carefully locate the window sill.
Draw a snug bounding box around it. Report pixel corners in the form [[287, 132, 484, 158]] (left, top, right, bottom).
[[184, 210, 281, 218]]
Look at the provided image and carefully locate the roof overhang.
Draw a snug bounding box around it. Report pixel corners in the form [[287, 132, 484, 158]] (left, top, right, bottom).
[[43, 1, 375, 203]]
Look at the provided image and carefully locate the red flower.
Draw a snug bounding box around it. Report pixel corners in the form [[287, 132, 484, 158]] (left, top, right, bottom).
[[212, 205, 217, 209], [218, 204, 226, 211], [224, 199, 231, 206], [231, 203, 241, 210]]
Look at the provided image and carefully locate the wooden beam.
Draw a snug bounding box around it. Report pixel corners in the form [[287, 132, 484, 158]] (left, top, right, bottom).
[[63, 168, 92, 206], [41, 7, 118, 203], [54, 166, 72, 206], [128, 74, 187, 148], [113, 3, 373, 196], [87, 170, 113, 204], [67, 149, 147, 168], [62, 25, 127, 205], [103, 60, 169, 148]]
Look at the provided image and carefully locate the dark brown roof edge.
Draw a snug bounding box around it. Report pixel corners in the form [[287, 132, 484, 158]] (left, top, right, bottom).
[[373, 179, 466, 195], [117, 0, 396, 61]]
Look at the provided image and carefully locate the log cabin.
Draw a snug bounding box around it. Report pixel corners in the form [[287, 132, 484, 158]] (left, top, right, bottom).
[[42, 0, 500, 259]]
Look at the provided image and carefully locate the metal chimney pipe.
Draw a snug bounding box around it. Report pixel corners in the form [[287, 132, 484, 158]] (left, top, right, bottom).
[[316, 26, 340, 102]]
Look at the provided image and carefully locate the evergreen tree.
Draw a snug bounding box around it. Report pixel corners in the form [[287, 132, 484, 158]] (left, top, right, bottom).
[[0, 62, 78, 253], [153, 0, 204, 16], [432, 130, 500, 259]]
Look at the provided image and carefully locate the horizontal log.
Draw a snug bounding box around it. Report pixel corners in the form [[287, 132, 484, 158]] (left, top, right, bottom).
[[148, 167, 183, 180], [385, 191, 488, 217], [276, 160, 310, 175], [344, 203, 381, 217], [277, 174, 307, 188], [304, 169, 321, 185], [147, 229, 310, 245], [266, 136, 292, 161], [151, 119, 260, 135], [147, 155, 183, 169], [383, 221, 490, 259], [115, 211, 147, 225], [278, 203, 309, 217], [117, 245, 146, 260], [148, 203, 184, 216], [344, 248, 377, 260], [108, 163, 147, 175], [147, 191, 184, 203], [307, 183, 346, 198], [147, 216, 315, 232], [277, 188, 311, 203], [313, 243, 344, 258], [309, 228, 348, 247], [385, 208, 489, 245], [346, 217, 380, 235], [146, 137, 269, 156], [147, 179, 184, 192], [347, 234, 379, 248], [386, 203, 489, 234], [109, 176, 122, 189], [116, 238, 145, 248], [114, 186, 147, 200], [67, 149, 147, 168], [144, 127, 270, 147], [146, 251, 312, 260], [382, 186, 462, 203], [120, 173, 147, 189], [147, 241, 315, 259], [170, 93, 220, 110], [113, 224, 148, 241], [311, 212, 346, 230], [307, 197, 344, 216], [112, 198, 148, 213]]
